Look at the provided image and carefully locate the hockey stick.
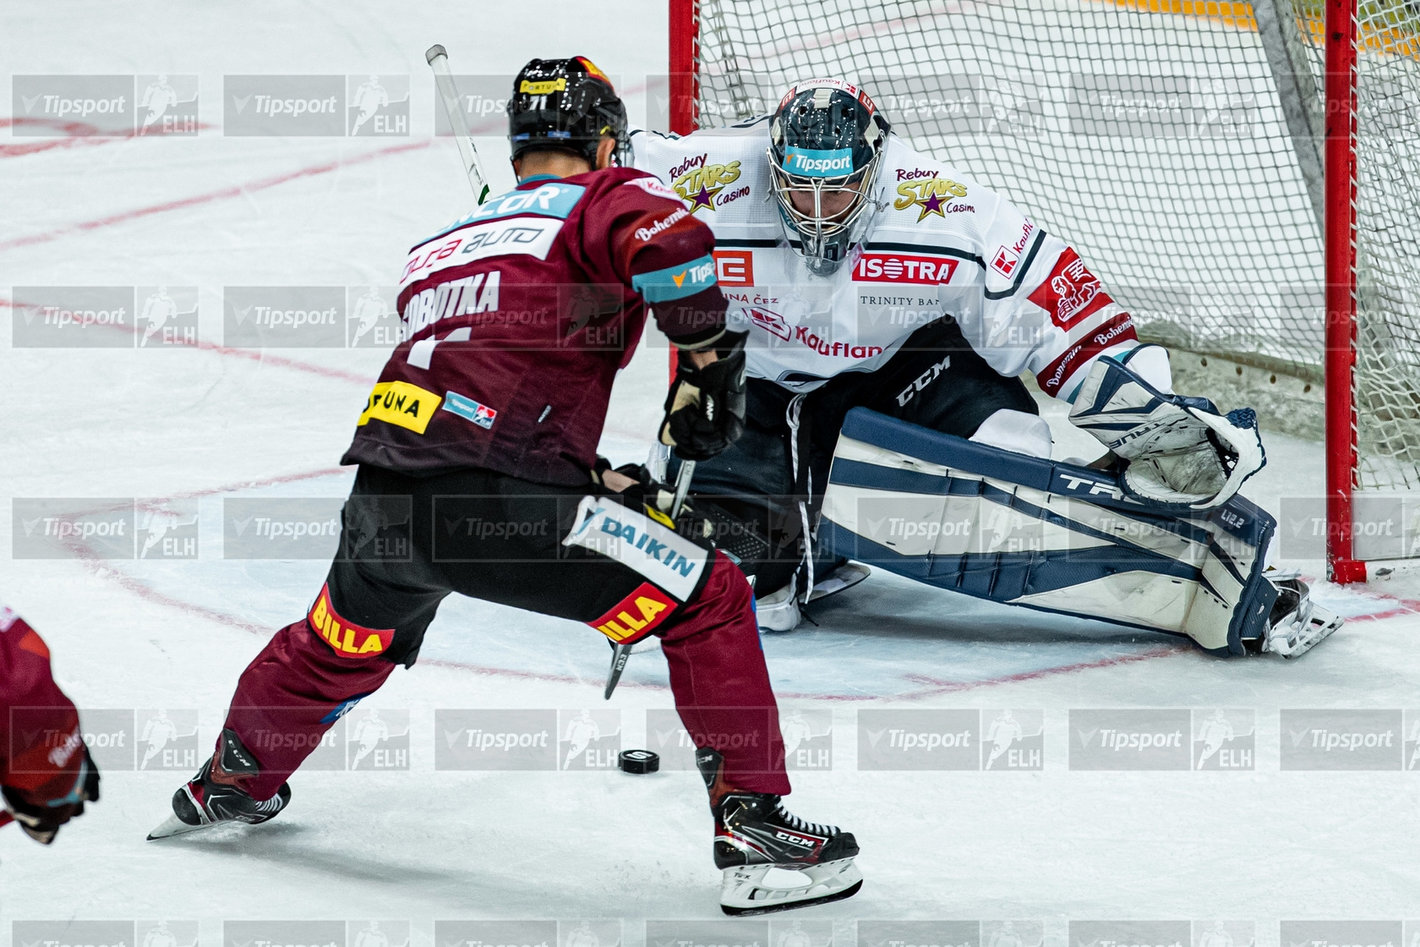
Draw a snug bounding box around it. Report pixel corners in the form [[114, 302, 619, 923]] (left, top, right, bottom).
[[603, 460, 697, 699], [0, 811, 12, 829], [425, 44, 491, 205]]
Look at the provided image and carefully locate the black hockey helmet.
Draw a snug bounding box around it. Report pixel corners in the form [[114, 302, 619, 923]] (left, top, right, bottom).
[[508, 56, 629, 167], [768, 78, 891, 274]]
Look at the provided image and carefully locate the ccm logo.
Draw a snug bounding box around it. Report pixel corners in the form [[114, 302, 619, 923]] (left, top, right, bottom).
[[853, 253, 958, 285]]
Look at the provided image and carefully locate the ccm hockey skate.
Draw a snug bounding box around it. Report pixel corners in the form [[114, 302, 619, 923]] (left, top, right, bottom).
[[1250, 574, 1343, 658], [147, 728, 291, 840], [698, 748, 862, 915]]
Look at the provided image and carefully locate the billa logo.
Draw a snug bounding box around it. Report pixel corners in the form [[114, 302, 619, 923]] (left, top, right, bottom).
[[589, 583, 677, 643], [309, 584, 394, 658]]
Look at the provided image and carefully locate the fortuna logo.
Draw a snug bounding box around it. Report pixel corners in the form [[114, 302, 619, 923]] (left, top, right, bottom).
[[671, 155, 745, 212], [308, 584, 394, 658], [893, 178, 970, 222]]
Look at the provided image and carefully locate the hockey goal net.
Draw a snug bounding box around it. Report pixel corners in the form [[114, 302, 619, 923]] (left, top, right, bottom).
[[668, 0, 1420, 581]]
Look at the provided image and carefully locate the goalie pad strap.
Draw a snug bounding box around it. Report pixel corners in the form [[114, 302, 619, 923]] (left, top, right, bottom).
[[819, 409, 1278, 655]]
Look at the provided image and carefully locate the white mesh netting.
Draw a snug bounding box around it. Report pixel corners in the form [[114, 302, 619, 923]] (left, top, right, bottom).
[[689, 0, 1420, 492]]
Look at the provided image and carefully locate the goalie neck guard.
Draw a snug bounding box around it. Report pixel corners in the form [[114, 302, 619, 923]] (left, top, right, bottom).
[[508, 56, 629, 167], [768, 78, 891, 276]]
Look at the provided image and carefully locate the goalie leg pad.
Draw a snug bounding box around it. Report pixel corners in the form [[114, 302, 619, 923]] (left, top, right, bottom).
[[819, 408, 1278, 655]]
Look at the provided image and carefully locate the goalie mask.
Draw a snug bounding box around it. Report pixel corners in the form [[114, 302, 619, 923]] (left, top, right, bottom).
[[508, 56, 630, 167], [768, 79, 890, 275]]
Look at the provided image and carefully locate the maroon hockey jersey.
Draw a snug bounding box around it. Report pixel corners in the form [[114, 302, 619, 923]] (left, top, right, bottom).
[[341, 167, 727, 485], [0, 607, 86, 807]]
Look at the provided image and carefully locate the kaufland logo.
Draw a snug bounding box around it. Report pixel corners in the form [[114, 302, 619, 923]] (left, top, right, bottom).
[[854, 253, 959, 285]]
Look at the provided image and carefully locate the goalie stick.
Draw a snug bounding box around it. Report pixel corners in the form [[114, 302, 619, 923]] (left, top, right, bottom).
[[425, 44, 491, 205]]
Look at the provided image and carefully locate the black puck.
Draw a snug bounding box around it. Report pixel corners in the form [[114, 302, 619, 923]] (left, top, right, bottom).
[[618, 749, 660, 774]]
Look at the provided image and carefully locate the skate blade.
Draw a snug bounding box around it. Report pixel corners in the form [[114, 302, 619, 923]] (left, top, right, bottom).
[[806, 563, 870, 604], [1262, 609, 1343, 658], [146, 812, 209, 840], [719, 858, 863, 916]]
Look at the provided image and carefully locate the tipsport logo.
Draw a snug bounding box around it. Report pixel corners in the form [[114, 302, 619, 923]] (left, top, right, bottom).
[[644, 707, 775, 772], [12, 286, 196, 349], [857, 708, 1044, 771], [11, 498, 196, 560], [1281, 709, 1403, 771], [1070, 709, 1253, 771], [644, 919, 768, 947], [1280, 921, 1402, 947], [557, 709, 622, 771], [435, 919, 558, 947], [224, 920, 347, 947], [435, 709, 557, 771], [15, 921, 200, 947], [222, 497, 344, 561], [1070, 920, 1192, 947], [344, 707, 412, 771], [224, 74, 410, 136], [7, 708, 199, 773], [856, 920, 983, 947], [12, 74, 199, 136]]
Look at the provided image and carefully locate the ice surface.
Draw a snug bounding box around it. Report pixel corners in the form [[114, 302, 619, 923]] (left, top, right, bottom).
[[2, 0, 1419, 937]]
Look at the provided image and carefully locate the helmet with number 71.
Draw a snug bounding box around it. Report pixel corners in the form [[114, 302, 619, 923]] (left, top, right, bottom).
[[767, 79, 891, 275]]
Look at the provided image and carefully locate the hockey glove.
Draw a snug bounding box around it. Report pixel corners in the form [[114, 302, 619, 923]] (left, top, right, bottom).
[[2, 745, 100, 845], [1068, 344, 1265, 511], [659, 331, 747, 462]]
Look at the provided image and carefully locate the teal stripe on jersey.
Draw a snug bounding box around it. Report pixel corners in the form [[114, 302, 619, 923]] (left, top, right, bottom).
[[631, 254, 717, 303], [416, 181, 587, 246]]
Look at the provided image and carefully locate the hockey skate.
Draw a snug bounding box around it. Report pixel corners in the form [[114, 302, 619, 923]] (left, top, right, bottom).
[[1249, 574, 1343, 658], [756, 562, 872, 633], [698, 748, 862, 915], [147, 728, 291, 840]]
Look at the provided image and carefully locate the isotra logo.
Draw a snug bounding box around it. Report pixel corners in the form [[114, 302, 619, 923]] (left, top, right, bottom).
[[853, 253, 959, 285]]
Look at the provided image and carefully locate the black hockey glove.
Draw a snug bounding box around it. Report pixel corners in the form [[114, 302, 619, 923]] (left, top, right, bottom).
[[2, 745, 100, 845], [659, 331, 747, 462]]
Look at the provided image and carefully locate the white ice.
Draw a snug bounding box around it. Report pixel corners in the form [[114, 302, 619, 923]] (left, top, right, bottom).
[[2, 0, 1419, 940]]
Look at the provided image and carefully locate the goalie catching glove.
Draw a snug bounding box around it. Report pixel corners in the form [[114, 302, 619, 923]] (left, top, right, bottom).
[[1068, 345, 1265, 511], [660, 332, 748, 461]]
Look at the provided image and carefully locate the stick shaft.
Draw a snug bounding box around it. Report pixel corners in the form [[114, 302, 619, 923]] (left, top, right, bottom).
[[425, 45, 491, 204]]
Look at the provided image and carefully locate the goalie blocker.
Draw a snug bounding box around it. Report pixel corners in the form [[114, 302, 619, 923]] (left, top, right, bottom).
[[820, 408, 1340, 656]]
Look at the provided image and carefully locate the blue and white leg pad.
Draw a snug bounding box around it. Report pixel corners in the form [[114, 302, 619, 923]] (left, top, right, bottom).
[[819, 408, 1278, 655]]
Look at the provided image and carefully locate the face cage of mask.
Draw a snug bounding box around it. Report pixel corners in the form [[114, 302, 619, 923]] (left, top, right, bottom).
[[767, 147, 883, 270]]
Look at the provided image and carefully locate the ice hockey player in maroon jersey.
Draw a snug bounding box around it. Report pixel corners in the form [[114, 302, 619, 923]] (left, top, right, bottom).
[[0, 606, 101, 845], [150, 56, 861, 915]]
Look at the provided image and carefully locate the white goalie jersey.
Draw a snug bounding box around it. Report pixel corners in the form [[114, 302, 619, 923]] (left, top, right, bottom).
[[630, 120, 1140, 398]]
